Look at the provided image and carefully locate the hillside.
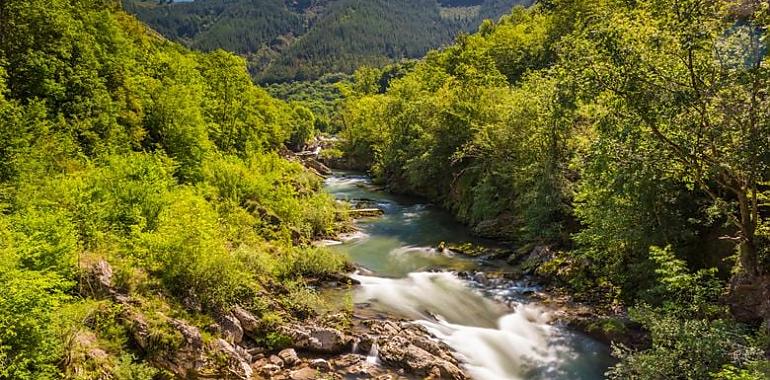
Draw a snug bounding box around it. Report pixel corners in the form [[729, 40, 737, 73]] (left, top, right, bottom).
[[123, 0, 531, 82], [0, 0, 351, 377], [339, 1, 770, 378]]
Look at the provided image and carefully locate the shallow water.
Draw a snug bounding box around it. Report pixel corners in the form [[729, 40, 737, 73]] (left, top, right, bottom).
[[325, 171, 612, 380]]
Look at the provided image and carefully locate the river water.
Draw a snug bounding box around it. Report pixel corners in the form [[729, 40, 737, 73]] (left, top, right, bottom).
[[324, 172, 612, 380]]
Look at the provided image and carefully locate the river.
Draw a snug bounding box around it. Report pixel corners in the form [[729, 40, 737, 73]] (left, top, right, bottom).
[[324, 171, 613, 380]]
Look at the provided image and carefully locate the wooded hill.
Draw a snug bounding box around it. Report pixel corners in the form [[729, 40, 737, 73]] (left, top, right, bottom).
[[0, 1, 349, 377], [123, 0, 531, 82], [340, 1, 770, 378]]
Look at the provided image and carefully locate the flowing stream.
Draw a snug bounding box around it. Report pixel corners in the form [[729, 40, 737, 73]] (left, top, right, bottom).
[[324, 171, 612, 380]]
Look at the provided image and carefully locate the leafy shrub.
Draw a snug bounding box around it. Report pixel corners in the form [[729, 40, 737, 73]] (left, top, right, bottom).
[[112, 354, 159, 380], [0, 270, 73, 379], [138, 190, 250, 312], [608, 310, 766, 380], [278, 247, 345, 279], [607, 246, 767, 379]]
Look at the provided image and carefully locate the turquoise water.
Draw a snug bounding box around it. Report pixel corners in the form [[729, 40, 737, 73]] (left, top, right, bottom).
[[325, 171, 613, 380], [325, 172, 501, 277]]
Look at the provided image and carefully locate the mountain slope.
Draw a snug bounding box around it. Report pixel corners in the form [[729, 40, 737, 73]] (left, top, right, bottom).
[[123, 0, 532, 82]]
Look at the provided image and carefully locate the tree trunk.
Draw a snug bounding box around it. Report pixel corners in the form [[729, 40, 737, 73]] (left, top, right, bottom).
[[738, 240, 759, 277], [736, 190, 760, 277]]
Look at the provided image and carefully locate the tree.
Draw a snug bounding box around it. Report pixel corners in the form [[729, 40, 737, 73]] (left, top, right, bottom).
[[568, 0, 770, 278]]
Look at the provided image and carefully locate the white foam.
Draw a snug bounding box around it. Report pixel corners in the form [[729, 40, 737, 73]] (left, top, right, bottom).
[[339, 230, 370, 242], [313, 239, 343, 247], [352, 272, 582, 380]]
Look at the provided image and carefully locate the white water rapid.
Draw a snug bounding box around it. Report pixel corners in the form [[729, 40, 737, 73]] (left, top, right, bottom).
[[326, 172, 611, 379]]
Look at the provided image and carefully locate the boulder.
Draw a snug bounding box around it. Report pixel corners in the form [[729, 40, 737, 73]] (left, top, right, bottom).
[[214, 339, 254, 379], [81, 260, 118, 299], [259, 364, 282, 377], [220, 314, 244, 344], [281, 325, 352, 354], [126, 310, 252, 379], [309, 359, 331, 371], [515, 245, 556, 273], [235, 344, 252, 364], [378, 337, 465, 379], [365, 321, 468, 380], [233, 305, 261, 336], [269, 354, 284, 367], [331, 354, 370, 377], [472, 213, 518, 239]]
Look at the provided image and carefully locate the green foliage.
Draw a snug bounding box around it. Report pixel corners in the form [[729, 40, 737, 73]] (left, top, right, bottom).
[[0, 270, 72, 379], [713, 362, 770, 380], [608, 309, 765, 380], [340, 1, 770, 377], [340, 5, 569, 240], [266, 73, 351, 133], [288, 104, 317, 150], [112, 354, 159, 380], [138, 189, 250, 312], [279, 247, 346, 279], [647, 246, 723, 317], [124, 0, 532, 82], [607, 246, 764, 379], [0, 0, 348, 377]]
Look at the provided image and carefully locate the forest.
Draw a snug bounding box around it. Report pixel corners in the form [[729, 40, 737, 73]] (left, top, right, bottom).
[[2, 0, 770, 379], [340, 0, 770, 378], [123, 0, 531, 82], [0, 0, 348, 378]]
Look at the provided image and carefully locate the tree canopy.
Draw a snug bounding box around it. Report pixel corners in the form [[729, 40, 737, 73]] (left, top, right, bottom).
[[0, 0, 345, 377], [123, 0, 533, 82], [340, 1, 770, 377]]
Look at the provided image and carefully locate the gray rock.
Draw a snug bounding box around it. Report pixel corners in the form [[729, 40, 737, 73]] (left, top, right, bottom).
[[233, 305, 260, 335], [278, 348, 300, 367], [290, 367, 319, 380], [126, 310, 252, 379], [309, 358, 331, 371], [235, 344, 252, 364], [366, 321, 468, 380], [269, 354, 284, 367], [214, 339, 253, 379], [333, 354, 370, 376], [260, 363, 281, 376], [281, 325, 351, 354], [220, 314, 244, 344], [82, 260, 117, 299]]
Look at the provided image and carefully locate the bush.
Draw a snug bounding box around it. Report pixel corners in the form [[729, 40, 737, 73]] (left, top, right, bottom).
[[138, 190, 251, 312], [0, 270, 73, 379], [607, 246, 767, 379], [608, 310, 766, 380], [278, 247, 345, 279]]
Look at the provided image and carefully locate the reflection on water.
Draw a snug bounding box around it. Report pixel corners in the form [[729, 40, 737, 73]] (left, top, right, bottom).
[[325, 171, 612, 380], [325, 173, 488, 277]]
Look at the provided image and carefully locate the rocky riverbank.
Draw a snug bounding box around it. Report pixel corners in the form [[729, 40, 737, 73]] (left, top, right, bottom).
[[271, 168, 623, 379], [82, 258, 470, 380]]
